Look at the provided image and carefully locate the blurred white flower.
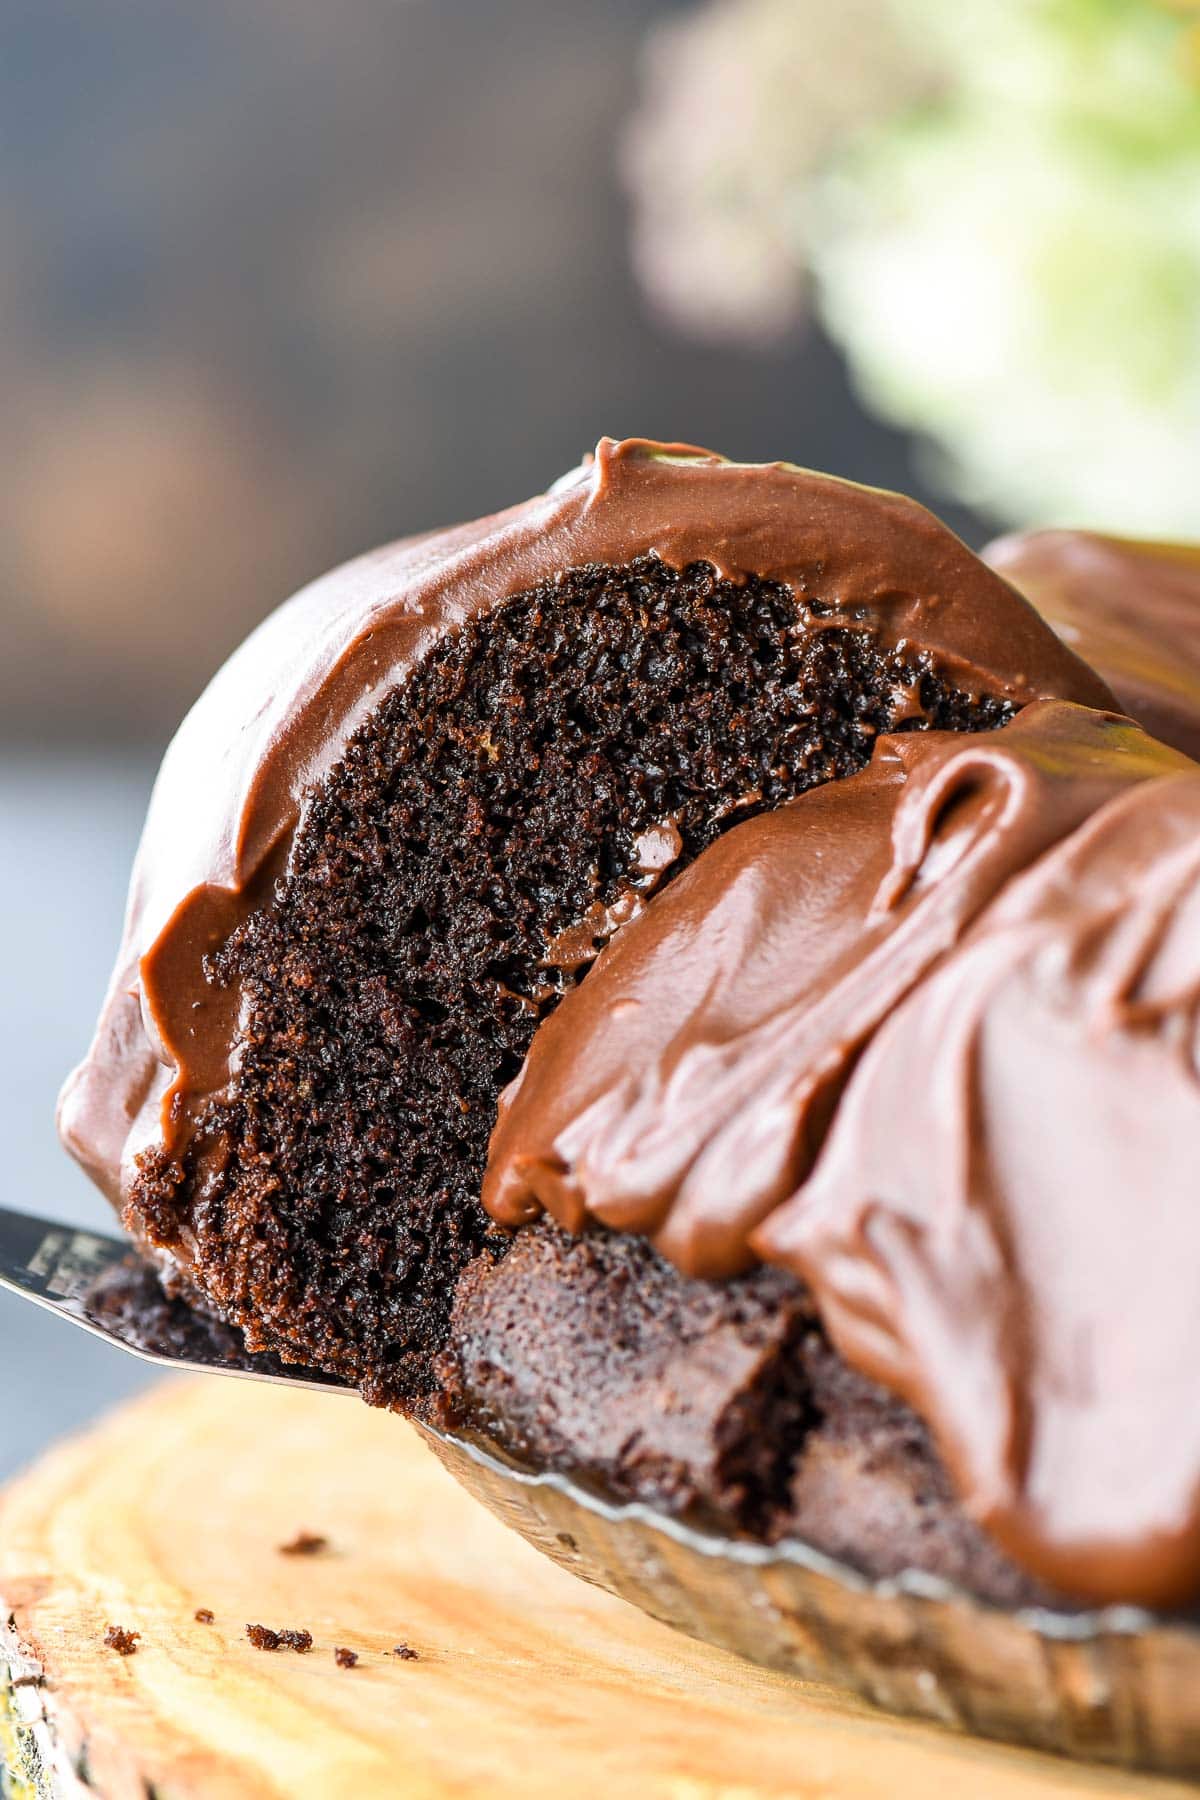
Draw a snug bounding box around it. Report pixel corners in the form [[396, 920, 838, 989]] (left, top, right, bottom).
[[813, 0, 1200, 532], [624, 0, 1200, 534], [621, 0, 937, 344]]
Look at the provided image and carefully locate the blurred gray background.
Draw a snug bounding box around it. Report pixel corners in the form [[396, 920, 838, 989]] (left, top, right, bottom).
[[0, 0, 984, 1479]]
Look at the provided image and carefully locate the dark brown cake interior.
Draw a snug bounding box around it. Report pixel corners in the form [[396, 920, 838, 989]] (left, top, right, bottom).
[[83, 1258, 292, 1377], [130, 555, 1012, 1405], [443, 1225, 814, 1536], [444, 1224, 1055, 1608]]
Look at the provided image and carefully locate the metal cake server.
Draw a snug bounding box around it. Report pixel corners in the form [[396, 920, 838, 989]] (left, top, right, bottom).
[[0, 1204, 350, 1392]]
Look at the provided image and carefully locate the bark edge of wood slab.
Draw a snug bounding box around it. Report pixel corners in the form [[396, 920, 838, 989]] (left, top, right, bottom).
[[0, 1385, 1198, 1798]]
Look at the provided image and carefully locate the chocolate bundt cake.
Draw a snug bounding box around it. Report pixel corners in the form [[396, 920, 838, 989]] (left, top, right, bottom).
[[61, 437, 1131, 1607]]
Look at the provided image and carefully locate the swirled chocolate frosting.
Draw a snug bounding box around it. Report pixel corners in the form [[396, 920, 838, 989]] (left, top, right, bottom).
[[484, 703, 1200, 1606], [59, 439, 1108, 1211], [986, 529, 1200, 761]]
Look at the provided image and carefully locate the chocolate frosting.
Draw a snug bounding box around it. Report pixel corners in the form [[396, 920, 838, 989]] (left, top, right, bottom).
[[484, 703, 1200, 1605], [986, 529, 1200, 761], [760, 765, 1200, 1608], [59, 439, 1109, 1215]]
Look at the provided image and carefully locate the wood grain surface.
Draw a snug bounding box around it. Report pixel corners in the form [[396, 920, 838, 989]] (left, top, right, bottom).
[[0, 1379, 1193, 1799]]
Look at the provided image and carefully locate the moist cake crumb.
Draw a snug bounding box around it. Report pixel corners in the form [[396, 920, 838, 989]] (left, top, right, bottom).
[[446, 1222, 1059, 1607], [246, 1623, 312, 1652], [194, 1609, 215, 1625], [278, 1531, 329, 1557], [131, 555, 1014, 1408], [82, 1257, 289, 1376], [103, 1626, 140, 1656], [392, 1643, 419, 1660], [334, 1647, 358, 1668]]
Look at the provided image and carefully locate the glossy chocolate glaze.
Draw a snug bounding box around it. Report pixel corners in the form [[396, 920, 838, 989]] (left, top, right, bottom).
[[986, 529, 1200, 761], [762, 759, 1200, 1608], [485, 703, 1200, 1606], [59, 439, 1108, 1214]]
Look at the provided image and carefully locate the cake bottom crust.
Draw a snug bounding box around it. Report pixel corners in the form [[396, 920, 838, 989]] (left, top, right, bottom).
[[440, 1224, 1058, 1610]]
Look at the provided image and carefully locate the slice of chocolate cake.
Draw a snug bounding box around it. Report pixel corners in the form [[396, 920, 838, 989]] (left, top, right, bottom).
[[59, 439, 1110, 1416]]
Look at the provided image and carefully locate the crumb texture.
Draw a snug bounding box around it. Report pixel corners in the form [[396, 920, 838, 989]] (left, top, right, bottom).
[[84, 1257, 288, 1373], [127, 556, 1010, 1404], [446, 1223, 1056, 1608]]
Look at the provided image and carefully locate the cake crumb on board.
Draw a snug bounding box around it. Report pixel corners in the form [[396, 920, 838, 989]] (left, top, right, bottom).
[[246, 1624, 312, 1653], [278, 1531, 329, 1557]]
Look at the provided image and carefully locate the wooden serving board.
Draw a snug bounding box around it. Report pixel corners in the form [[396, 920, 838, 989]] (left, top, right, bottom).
[[0, 1380, 1192, 1799]]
